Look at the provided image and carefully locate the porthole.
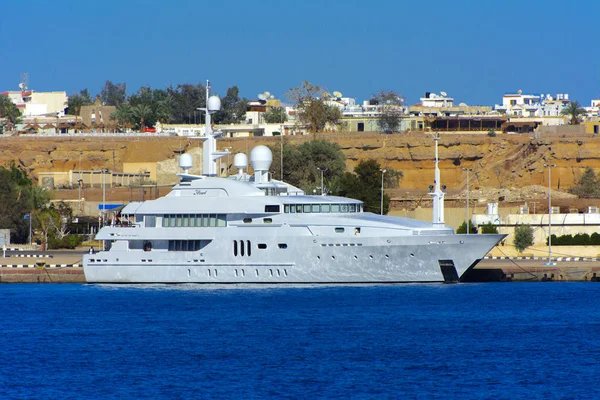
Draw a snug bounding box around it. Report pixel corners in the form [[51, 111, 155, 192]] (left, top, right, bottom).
[[369, 255, 373, 259], [278, 243, 288, 249], [385, 255, 389, 259], [335, 227, 344, 233], [410, 253, 415, 257], [263, 218, 273, 224], [255, 269, 259, 276], [284, 269, 288, 276], [354, 255, 358, 259], [258, 243, 267, 249], [269, 269, 273, 277], [243, 218, 252, 224], [331, 255, 336, 260], [317, 256, 321, 260]]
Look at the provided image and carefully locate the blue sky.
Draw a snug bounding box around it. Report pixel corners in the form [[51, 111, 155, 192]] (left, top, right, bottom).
[[1, 0, 598, 106]]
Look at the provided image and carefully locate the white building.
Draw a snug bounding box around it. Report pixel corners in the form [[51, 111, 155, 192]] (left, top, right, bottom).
[[495, 92, 570, 118], [2, 90, 68, 117], [420, 92, 454, 108]]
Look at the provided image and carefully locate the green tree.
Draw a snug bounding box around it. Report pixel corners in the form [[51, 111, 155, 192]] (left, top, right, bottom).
[[269, 139, 347, 194], [480, 222, 499, 234], [214, 86, 247, 124], [372, 89, 405, 133], [167, 83, 206, 124], [264, 107, 288, 124], [456, 221, 478, 234], [131, 103, 153, 131], [35, 206, 60, 249], [560, 100, 586, 125], [0, 95, 22, 132], [286, 81, 341, 133], [570, 167, 600, 198], [335, 159, 391, 214], [513, 224, 534, 253], [100, 80, 127, 106], [67, 90, 93, 128], [0, 163, 50, 243], [110, 103, 134, 132]]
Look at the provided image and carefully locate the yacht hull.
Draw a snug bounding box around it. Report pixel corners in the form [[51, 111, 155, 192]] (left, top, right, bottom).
[[83, 233, 505, 284]]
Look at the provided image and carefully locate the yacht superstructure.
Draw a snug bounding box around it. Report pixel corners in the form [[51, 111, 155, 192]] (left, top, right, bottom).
[[82, 82, 505, 284]]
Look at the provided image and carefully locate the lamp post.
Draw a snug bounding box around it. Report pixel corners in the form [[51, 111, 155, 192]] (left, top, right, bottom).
[[544, 163, 556, 266], [102, 169, 108, 226], [78, 151, 83, 212], [317, 167, 327, 196], [462, 167, 472, 234], [380, 169, 387, 215]]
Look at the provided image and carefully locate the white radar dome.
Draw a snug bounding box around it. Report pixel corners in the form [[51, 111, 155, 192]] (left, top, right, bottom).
[[233, 153, 248, 170], [207, 95, 221, 112], [250, 145, 272, 171], [179, 153, 193, 171]]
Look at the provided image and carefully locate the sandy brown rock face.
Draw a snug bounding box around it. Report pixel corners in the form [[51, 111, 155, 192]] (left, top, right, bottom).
[[1, 133, 599, 191]]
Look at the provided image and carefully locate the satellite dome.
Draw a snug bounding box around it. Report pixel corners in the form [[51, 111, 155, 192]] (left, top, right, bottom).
[[250, 145, 272, 171], [179, 153, 193, 172], [233, 153, 248, 170], [208, 95, 221, 112]]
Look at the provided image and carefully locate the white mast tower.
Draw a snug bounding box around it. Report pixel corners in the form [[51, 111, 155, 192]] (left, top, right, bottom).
[[198, 80, 230, 176], [429, 132, 446, 226]]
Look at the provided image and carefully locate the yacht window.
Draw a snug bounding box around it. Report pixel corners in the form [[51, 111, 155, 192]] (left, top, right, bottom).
[[284, 205, 290, 213], [311, 204, 320, 213], [196, 215, 202, 227], [303, 204, 311, 213], [265, 205, 280, 213], [247, 240, 251, 256], [176, 214, 182, 227], [331, 204, 340, 212], [349, 204, 356, 212], [217, 215, 227, 227], [295, 205, 303, 213], [243, 218, 252, 224], [358, 205, 362, 212], [233, 240, 238, 256], [170, 214, 176, 227], [136, 215, 143, 223], [145, 215, 156, 228], [263, 218, 272, 224], [278, 243, 288, 249], [162, 215, 170, 227], [209, 214, 216, 227], [341, 204, 349, 213], [335, 227, 345, 233], [183, 215, 189, 227], [258, 243, 267, 249], [240, 241, 245, 256], [321, 204, 331, 213]]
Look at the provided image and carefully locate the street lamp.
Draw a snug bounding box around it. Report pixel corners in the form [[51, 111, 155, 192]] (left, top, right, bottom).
[[462, 167, 473, 234], [380, 169, 387, 215], [544, 163, 556, 266], [317, 167, 327, 196]]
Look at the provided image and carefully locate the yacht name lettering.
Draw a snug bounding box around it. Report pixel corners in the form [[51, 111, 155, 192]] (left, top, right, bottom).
[[194, 190, 208, 196]]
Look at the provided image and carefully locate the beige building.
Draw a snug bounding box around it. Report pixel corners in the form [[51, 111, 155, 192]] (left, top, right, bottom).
[[2, 90, 68, 117]]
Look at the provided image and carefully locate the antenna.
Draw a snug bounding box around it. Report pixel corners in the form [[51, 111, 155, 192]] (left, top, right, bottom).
[[518, 89, 523, 95], [333, 91, 342, 99], [440, 91, 447, 97], [20, 72, 28, 91], [258, 94, 266, 101]]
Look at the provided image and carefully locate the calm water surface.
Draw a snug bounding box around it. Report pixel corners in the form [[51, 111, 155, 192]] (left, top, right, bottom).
[[0, 283, 599, 399]]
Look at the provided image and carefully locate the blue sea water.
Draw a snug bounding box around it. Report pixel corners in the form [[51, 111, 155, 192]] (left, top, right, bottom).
[[0, 283, 599, 400]]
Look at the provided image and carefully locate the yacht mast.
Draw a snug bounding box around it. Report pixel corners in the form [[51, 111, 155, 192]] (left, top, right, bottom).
[[429, 133, 445, 226], [198, 80, 229, 176]]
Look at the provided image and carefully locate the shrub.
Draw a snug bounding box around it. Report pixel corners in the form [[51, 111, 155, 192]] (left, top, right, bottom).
[[456, 221, 477, 234], [480, 222, 499, 234], [513, 224, 534, 253], [487, 130, 497, 137]]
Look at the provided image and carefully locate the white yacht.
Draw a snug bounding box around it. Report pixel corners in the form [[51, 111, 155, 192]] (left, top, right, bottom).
[[82, 82, 505, 284]]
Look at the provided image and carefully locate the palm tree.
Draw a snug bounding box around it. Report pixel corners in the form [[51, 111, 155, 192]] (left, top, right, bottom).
[[155, 98, 173, 124], [131, 104, 153, 132], [68, 95, 85, 130], [110, 103, 133, 132], [560, 101, 587, 125]]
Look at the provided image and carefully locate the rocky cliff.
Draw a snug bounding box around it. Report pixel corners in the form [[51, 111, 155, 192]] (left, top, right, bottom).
[[1, 132, 598, 192]]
